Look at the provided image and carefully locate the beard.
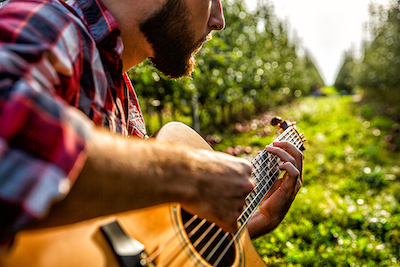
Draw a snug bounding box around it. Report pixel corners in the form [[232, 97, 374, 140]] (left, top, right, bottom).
[[139, 0, 211, 79]]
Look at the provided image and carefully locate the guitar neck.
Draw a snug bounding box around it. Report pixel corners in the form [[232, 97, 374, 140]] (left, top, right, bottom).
[[238, 125, 304, 226]]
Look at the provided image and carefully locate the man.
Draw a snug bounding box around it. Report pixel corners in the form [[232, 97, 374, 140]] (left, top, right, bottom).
[[0, 0, 303, 249]]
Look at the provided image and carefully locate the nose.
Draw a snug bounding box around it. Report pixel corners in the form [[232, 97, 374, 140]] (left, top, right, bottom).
[[209, 0, 225, 31]]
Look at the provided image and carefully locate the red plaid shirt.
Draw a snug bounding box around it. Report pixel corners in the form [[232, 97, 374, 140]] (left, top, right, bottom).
[[0, 0, 146, 245]]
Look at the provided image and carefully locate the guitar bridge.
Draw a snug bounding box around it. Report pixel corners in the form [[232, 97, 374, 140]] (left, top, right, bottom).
[[100, 220, 155, 267]]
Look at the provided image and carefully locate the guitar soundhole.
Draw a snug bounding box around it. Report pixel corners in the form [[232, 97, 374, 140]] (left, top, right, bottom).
[[181, 209, 236, 267]]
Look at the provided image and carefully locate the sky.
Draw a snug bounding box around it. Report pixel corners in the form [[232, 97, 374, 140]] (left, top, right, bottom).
[[245, 0, 393, 85]]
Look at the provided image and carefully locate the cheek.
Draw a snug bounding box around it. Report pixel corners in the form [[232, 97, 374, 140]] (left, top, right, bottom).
[[190, 0, 212, 30]]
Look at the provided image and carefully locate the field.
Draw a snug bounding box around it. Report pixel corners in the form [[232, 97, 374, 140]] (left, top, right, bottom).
[[210, 88, 400, 266]]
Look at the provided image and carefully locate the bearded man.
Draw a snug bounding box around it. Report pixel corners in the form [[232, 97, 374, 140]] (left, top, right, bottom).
[[0, 0, 303, 260]]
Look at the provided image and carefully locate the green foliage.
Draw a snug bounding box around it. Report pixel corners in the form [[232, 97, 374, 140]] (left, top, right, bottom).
[[334, 50, 357, 94], [211, 94, 400, 266], [358, 1, 400, 119], [359, 1, 400, 89], [335, 0, 400, 120], [128, 0, 324, 134]]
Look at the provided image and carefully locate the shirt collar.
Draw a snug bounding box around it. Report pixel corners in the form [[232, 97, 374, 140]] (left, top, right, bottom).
[[67, 0, 122, 52]]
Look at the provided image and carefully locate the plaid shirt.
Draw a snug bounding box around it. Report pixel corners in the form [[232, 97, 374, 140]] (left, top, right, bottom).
[[0, 0, 146, 245]]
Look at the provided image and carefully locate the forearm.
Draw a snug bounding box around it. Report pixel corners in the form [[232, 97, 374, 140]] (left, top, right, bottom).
[[27, 127, 254, 234], [27, 127, 199, 229]]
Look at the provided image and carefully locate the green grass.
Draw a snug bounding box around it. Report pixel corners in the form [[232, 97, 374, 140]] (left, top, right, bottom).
[[146, 88, 400, 265], [211, 91, 400, 266]]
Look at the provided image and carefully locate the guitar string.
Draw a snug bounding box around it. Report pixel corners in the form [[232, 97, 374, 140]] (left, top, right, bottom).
[[150, 157, 281, 267], [145, 214, 200, 263], [211, 129, 302, 266], [146, 127, 302, 266], [240, 128, 301, 222], [213, 153, 285, 266], [242, 130, 302, 220], [147, 161, 281, 267], [153, 138, 301, 267], [150, 218, 226, 267], [214, 139, 303, 265], [206, 131, 303, 266], [146, 215, 222, 266], [198, 227, 224, 255], [193, 222, 217, 248], [152, 219, 212, 267], [239, 154, 283, 223], [213, 129, 302, 266], [152, 129, 301, 266], [147, 214, 224, 266]]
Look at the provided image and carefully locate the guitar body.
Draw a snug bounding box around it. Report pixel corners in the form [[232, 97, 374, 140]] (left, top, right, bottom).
[[0, 122, 266, 267]]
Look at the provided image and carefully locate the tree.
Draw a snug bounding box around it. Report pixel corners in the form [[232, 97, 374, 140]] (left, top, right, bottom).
[[335, 49, 357, 94], [129, 0, 326, 133], [355, 0, 400, 119]]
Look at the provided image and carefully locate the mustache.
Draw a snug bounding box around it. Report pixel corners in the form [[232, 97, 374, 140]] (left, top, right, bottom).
[[204, 33, 213, 42], [193, 33, 213, 54]]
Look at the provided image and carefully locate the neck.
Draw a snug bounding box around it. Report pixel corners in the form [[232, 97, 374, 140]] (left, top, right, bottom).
[[238, 125, 303, 227], [100, 0, 155, 71], [121, 38, 153, 72]]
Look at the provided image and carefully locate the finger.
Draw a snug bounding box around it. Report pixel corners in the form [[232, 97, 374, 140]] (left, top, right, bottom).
[[266, 142, 303, 181], [214, 217, 239, 234], [263, 178, 283, 200], [279, 162, 300, 183], [271, 141, 303, 169], [227, 221, 239, 234], [232, 176, 255, 199], [266, 145, 297, 166], [271, 141, 302, 156], [221, 208, 242, 234], [282, 172, 302, 198], [278, 164, 301, 195]]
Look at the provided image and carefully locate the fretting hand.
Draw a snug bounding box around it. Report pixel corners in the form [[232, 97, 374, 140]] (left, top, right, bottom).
[[247, 141, 303, 239]]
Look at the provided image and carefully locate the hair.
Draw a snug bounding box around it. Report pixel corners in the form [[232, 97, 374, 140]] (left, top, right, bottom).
[[139, 0, 197, 78]]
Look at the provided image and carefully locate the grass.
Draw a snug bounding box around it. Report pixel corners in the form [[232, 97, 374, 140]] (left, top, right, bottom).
[[145, 87, 400, 266], [210, 88, 400, 266]]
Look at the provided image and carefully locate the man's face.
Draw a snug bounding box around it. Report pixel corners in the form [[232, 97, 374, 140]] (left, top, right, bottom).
[[139, 0, 221, 79]]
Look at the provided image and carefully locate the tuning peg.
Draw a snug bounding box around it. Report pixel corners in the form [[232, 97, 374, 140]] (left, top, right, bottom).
[[271, 117, 282, 126]]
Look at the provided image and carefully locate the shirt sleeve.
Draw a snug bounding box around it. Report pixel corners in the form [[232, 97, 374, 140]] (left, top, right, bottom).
[[0, 1, 93, 245]]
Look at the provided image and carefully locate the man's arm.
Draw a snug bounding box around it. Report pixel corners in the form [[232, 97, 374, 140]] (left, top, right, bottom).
[[33, 134, 303, 239], [28, 127, 255, 234]]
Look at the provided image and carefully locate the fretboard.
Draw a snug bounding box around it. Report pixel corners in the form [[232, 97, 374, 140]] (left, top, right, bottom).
[[237, 125, 304, 226]]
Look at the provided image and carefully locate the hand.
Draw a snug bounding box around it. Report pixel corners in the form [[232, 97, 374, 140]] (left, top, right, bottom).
[[180, 149, 254, 234], [247, 141, 303, 239]]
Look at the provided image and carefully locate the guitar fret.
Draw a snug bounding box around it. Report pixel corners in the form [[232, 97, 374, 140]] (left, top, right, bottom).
[[238, 125, 304, 226]]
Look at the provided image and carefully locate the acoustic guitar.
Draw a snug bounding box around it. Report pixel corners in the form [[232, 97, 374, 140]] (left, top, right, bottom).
[[0, 118, 305, 267]]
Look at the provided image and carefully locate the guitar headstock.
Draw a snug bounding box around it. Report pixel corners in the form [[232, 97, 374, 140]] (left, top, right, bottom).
[[271, 116, 306, 151]]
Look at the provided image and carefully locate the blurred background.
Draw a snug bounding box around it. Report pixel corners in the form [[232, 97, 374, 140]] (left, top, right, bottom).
[[2, 0, 399, 265], [128, 0, 400, 265], [247, 0, 392, 86], [131, 0, 399, 134]]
